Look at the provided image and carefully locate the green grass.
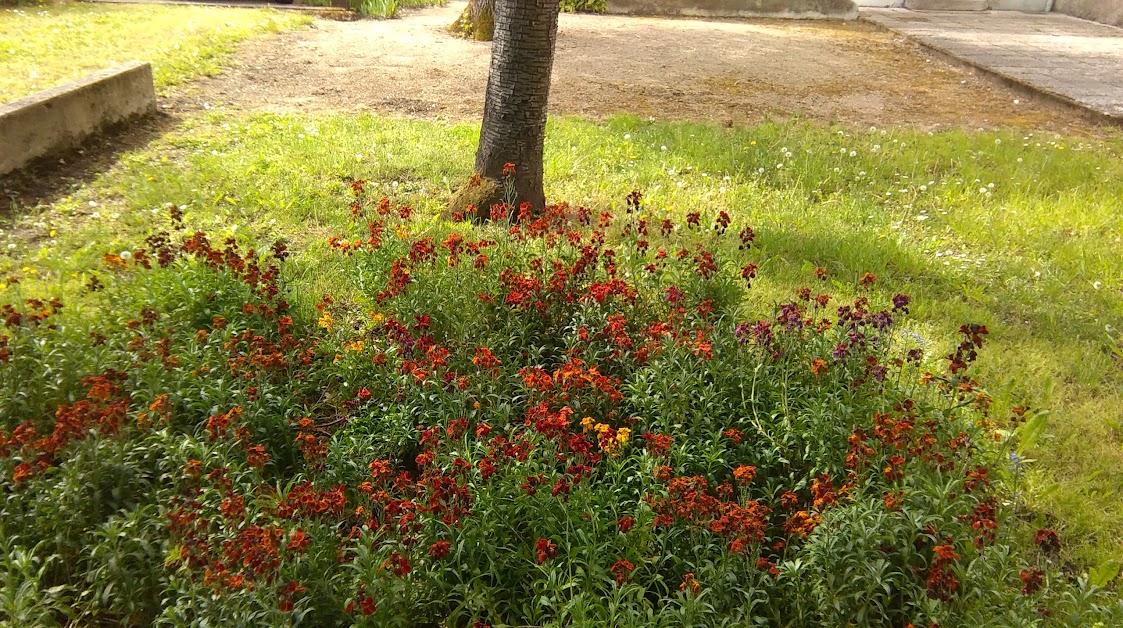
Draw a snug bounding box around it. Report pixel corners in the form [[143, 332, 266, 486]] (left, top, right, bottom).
[[357, 0, 447, 19], [2, 112, 1122, 578], [0, 2, 309, 103]]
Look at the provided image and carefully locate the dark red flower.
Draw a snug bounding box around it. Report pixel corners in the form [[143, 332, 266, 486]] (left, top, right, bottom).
[[535, 538, 557, 564], [429, 541, 451, 559]]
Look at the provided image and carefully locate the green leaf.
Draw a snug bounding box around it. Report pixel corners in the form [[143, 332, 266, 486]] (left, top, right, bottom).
[[1090, 559, 1121, 587]]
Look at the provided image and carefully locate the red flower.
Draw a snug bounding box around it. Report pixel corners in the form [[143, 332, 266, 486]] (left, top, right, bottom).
[[502, 162, 517, 177], [1033, 528, 1060, 554], [429, 541, 451, 559], [535, 538, 557, 564], [756, 557, 779, 576], [1020, 568, 1044, 595], [359, 596, 377, 615], [611, 559, 635, 584], [643, 432, 674, 457], [617, 516, 635, 533], [382, 552, 412, 576]]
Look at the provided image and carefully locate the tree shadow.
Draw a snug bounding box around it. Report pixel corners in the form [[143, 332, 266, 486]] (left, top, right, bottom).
[[0, 111, 179, 220]]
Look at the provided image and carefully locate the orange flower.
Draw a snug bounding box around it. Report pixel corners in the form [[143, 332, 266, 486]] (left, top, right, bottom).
[[784, 510, 821, 538], [933, 545, 960, 563], [11, 462, 32, 483], [471, 347, 502, 370], [245, 444, 270, 468], [733, 465, 757, 486], [810, 358, 828, 376], [183, 459, 204, 477], [882, 491, 904, 511], [369, 458, 393, 480], [680, 572, 701, 595], [286, 528, 310, 553]]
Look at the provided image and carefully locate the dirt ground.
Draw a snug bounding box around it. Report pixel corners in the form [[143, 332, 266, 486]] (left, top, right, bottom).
[[170, 2, 1093, 130]]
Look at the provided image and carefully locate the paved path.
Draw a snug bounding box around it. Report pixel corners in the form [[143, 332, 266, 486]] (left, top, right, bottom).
[[863, 9, 1123, 122]]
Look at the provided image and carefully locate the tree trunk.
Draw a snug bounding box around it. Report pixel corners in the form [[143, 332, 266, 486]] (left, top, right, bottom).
[[449, 0, 495, 41], [473, 0, 560, 213]]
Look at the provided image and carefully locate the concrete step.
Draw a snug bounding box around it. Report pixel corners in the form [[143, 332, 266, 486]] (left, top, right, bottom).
[[903, 0, 987, 9]]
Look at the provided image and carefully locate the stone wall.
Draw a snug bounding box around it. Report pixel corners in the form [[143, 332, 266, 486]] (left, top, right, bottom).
[[1052, 0, 1123, 27], [0, 62, 156, 176], [606, 0, 859, 19]]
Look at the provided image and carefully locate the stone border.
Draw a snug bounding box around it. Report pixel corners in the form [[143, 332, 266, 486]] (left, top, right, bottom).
[[0, 62, 157, 176], [605, 0, 859, 20]]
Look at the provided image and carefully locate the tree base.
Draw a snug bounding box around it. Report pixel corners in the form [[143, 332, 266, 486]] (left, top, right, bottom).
[[448, 2, 494, 41], [445, 177, 503, 222]]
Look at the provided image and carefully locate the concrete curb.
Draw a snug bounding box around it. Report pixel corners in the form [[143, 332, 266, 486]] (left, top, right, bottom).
[[607, 0, 859, 20], [90, 0, 358, 19], [861, 14, 1123, 125], [1, 62, 157, 176]]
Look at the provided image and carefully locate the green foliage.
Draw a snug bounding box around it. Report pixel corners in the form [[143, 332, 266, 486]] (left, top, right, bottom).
[[560, 0, 606, 13], [355, 0, 446, 19], [1, 174, 1121, 624]]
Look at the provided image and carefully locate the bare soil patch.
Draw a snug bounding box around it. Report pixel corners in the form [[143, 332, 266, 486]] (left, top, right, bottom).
[[157, 3, 1099, 130]]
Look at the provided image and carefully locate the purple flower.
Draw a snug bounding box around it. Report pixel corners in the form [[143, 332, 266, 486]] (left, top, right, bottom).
[[871, 311, 893, 331], [777, 303, 803, 331], [892, 293, 911, 313]]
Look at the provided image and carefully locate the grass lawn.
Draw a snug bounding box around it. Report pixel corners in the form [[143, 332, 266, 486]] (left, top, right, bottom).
[[3, 113, 1122, 575], [0, 2, 309, 103]]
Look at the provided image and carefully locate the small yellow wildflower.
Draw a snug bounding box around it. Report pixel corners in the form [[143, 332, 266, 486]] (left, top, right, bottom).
[[343, 340, 365, 353], [580, 416, 596, 433], [616, 427, 631, 445], [318, 311, 334, 332]]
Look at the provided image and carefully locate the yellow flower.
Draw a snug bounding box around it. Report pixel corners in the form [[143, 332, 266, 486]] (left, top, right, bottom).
[[616, 427, 631, 445], [343, 340, 365, 353], [318, 311, 334, 332], [370, 311, 385, 325], [580, 416, 595, 433]]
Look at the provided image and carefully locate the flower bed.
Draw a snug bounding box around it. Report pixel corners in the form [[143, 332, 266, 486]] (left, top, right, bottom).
[[0, 181, 1119, 625]]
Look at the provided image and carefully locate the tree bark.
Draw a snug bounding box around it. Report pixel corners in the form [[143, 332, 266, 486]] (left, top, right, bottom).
[[473, 0, 560, 212], [449, 0, 495, 41]]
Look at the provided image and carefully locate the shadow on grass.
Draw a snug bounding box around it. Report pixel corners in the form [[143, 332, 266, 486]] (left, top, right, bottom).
[[0, 111, 179, 220]]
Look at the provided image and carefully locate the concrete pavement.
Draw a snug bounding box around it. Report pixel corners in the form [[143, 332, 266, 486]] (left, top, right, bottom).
[[863, 8, 1123, 122]]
